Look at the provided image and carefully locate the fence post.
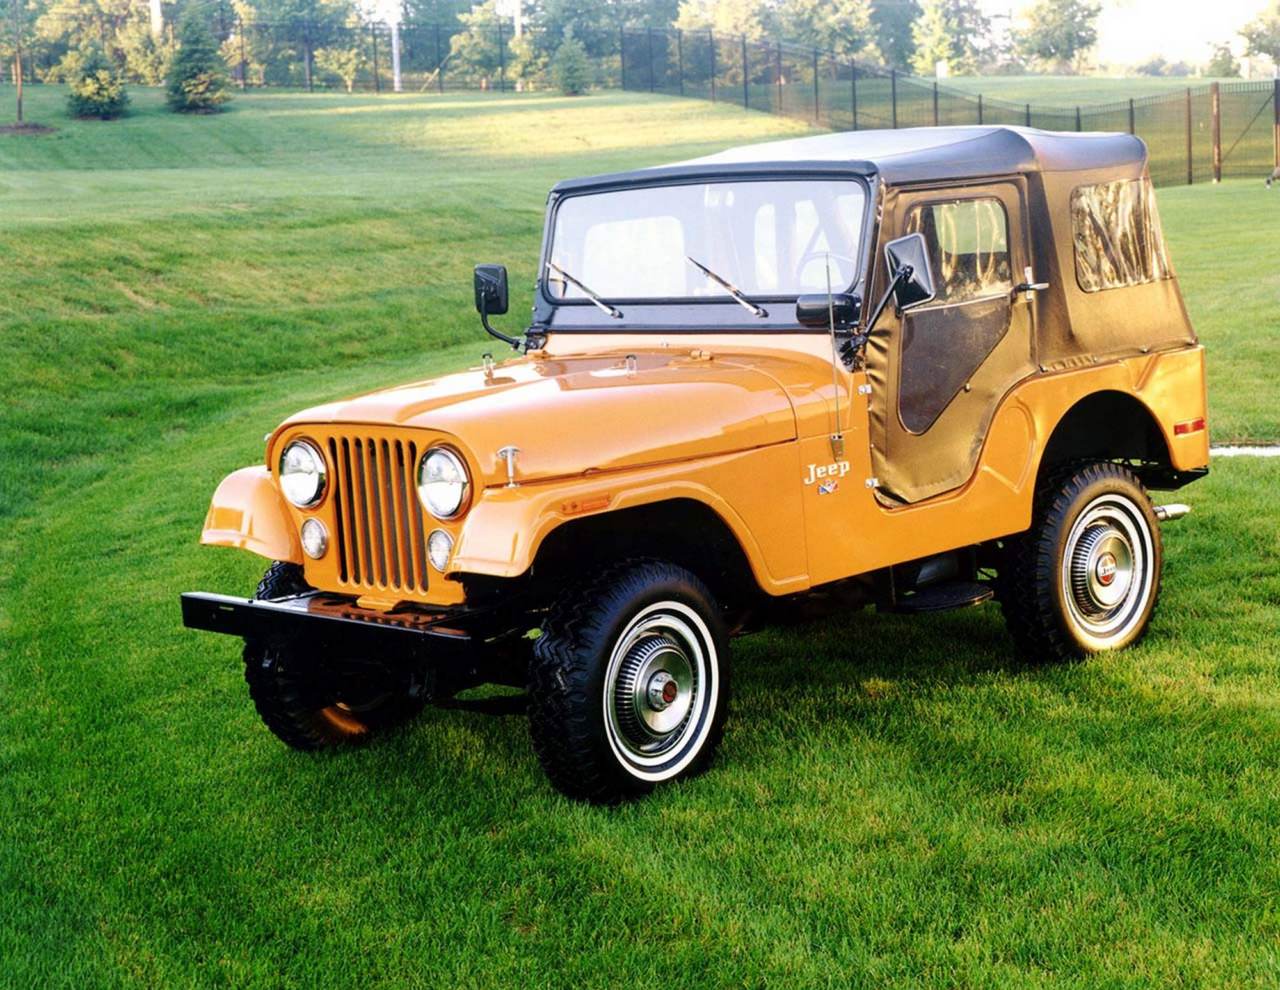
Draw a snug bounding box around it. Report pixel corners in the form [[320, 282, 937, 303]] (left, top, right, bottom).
[[775, 43, 782, 114], [1127, 97, 1135, 135], [1075, 106, 1081, 131], [813, 48, 820, 123], [742, 37, 748, 109], [890, 69, 897, 128], [1211, 81, 1221, 183], [1186, 87, 1193, 185], [436, 23, 444, 93], [620, 28, 626, 90], [932, 80, 938, 125], [304, 20, 314, 92], [237, 16, 247, 89], [977, 92, 982, 124], [646, 27, 655, 92], [850, 62, 858, 130], [371, 25, 380, 93], [1024, 102, 1030, 126], [709, 29, 716, 102], [676, 29, 684, 96], [1273, 78, 1279, 177], [497, 20, 505, 92]]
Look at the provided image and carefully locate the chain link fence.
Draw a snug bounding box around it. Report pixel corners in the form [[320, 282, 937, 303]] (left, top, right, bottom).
[[618, 28, 1280, 187], [18, 16, 1273, 187]]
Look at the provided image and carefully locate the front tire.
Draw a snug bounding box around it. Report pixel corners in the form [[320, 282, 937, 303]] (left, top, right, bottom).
[[1001, 462, 1163, 662], [528, 559, 730, 802], [243, 562, 427, 750]]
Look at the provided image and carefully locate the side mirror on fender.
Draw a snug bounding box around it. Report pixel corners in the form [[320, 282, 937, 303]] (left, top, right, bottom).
[[883, 232, 936, 310], [795, 292, 859, 328], [474, 264, 509, 317]]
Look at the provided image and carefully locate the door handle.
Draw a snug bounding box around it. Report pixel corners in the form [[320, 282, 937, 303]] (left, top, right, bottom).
[[1015, 266, 1048, 301]]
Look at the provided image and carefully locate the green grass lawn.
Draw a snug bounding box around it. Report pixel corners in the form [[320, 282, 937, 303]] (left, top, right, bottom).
[[2, 86, 1279, 988]]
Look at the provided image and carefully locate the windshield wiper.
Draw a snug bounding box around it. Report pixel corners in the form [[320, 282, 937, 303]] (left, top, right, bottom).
[[686, 256, 768, 318], [546, 262, 623, 319]]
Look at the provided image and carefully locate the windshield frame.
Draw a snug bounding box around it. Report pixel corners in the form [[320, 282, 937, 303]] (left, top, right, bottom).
[[535, 167, 876, 333]]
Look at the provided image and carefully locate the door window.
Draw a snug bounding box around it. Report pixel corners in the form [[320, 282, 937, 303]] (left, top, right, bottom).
[[897, 197, 1015, 435], [905, 198, 1012, 305]]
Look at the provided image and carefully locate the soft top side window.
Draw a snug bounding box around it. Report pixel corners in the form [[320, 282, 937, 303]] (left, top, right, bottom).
[[1070, 178, 1171, 293], [904, 197, 1012, 307]]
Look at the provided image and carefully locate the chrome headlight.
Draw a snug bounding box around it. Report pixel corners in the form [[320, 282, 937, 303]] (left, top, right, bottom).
[[279, 439, 326, 507], [418, 447, 470, 519], [300, 518, 328, 559], [427, 529, 454, 572]]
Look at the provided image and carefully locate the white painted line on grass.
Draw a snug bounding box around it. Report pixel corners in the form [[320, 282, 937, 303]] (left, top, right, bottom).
[[1210, 446, 1280, 457]]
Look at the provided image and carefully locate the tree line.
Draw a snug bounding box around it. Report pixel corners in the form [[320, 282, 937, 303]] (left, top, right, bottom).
[[5, 0, 1280, 120]]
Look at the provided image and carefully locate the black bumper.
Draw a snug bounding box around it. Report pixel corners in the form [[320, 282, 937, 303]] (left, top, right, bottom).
[[181, 591, 489, 662]]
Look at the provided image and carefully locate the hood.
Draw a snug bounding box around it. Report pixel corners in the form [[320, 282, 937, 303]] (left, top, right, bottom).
[[281, 349, 809, 486]]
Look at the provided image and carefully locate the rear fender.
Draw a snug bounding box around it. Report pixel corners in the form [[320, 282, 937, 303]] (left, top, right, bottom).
[[200, 465, 301, 563]]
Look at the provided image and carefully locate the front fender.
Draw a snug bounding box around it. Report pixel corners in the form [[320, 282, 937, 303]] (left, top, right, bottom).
[[200, 465, 301, 563], [448, 444, 809, 597]]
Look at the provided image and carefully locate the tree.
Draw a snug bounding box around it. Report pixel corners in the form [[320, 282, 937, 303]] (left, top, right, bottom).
[[65, 44, 128, 118], [871, 0, 919, 70], [167, 12, 230, 110], [1132, 55, 1166, 77], [911, 0, 990, 76], [1240, 2, 1280, 63], [1014, 0, 1099, 72], [674, 0, 775, 43], [448, 0, 502, 84], [227, 0, 358, 89], [776, 0, 879, 62], [1205, 41, 1240, 78], [551, 25, 589, 94], [4, 0, 44, 124], [314, 43, 363, 90]]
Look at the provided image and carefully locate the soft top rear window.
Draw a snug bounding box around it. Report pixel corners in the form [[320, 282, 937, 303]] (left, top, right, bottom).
[[1071, 178, 1171, 293]]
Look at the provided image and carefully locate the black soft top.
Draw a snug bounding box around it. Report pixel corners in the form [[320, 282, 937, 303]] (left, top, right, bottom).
[[551, 126, 1147, 192]]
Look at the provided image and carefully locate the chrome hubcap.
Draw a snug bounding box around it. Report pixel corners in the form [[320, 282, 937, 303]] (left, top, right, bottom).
[[603, 601, 719, 780], [1070, 524, 1134, 614], [614, 634, 695, 743], [1060, 494, 1155, 646]]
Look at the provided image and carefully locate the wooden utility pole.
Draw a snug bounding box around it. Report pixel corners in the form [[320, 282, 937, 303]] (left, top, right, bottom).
[[390, 20, 402, 93], [1185, 87, 1193, 185], [1211, 81, 1221, 183], [1273, 78, 1279, 178]]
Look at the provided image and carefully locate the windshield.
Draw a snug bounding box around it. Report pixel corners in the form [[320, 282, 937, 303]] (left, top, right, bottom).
[[547, 179, 866, 304]]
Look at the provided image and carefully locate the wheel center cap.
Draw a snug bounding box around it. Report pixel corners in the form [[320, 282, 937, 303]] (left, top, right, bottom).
[[1096, 552, 1117, 587], [647, 671, 678, 711]]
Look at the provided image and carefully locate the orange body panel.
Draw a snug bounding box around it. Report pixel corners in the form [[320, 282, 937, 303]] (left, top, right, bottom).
[[201, 330, 1208, 608], [201, 466, 301, 564]]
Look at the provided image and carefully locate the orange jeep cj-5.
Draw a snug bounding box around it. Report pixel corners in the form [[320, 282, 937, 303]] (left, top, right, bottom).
[[183, 126, 1210, 801]]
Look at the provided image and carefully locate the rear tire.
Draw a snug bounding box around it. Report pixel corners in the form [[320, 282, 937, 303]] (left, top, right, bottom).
[[1000, 462, 1163, 663], [528, 559, 729, 802], [243, 562, 426, 750]]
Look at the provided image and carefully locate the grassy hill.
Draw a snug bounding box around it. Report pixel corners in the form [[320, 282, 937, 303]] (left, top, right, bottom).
[[2, 87, 1278, 988], [942, 74, 1244, 106]]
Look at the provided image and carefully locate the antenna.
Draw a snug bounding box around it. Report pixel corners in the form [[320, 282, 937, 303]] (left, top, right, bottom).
[[826, 253, 845, 460]]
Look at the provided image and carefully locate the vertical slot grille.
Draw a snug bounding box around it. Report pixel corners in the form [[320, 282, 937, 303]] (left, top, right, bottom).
[[324, 432, 428, 594]]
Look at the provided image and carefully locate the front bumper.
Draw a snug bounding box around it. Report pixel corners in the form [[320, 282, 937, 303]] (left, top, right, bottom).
[[181, 591, 493, 663]]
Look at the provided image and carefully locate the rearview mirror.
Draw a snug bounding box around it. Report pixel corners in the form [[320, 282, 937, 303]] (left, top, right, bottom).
[[795, 292, 859, 328], [884, 233, 936, 310], [474, 264, 509, 316]]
